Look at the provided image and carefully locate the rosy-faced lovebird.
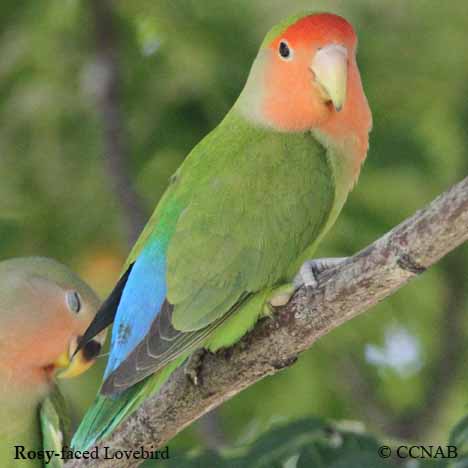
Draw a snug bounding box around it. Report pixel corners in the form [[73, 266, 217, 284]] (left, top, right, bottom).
[[73, 12, 372, 449], [0, 257, 106, 467]]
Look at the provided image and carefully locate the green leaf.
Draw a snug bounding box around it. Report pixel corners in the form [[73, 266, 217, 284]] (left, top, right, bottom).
[[297, 429, 392, 468], [449, 415, 468, 453], [240, 418, 328, 467], [143, 449, 226, 468], [153, 418, 397, 468]]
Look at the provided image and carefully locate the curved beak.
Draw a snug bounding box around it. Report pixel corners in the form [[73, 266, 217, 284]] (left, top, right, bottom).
[[55, 331, 106, 380], [310, 44, 348, 112]]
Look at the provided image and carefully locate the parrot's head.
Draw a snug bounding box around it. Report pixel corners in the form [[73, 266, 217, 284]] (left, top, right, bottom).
[[0, 257, 106, 393], [237, 12, 372, 170]]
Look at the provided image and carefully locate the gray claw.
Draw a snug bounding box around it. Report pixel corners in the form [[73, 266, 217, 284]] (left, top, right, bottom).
[[184, 349, 206, 386], [294, 257, 348, 288]]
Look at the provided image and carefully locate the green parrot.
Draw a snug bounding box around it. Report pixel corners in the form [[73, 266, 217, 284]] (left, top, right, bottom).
[[0, 257, 106, 467], [73, 12, 372, 449]]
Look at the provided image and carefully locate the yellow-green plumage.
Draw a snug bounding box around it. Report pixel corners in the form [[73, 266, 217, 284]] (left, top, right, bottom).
[[1, 386, 70, 468], [73, 11, 371, 450], [73, 108, 338, 448]]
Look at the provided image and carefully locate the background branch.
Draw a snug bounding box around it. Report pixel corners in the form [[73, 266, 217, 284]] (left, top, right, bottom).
[[67, 176, 468, 467], [87, 0, 227, 447], [387, 252, 467, 439], [336, 251, 468, 442], [89, 0, 146, 245]]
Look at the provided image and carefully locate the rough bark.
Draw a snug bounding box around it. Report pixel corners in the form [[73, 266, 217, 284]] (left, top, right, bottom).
[[66, 176, 468, 467]]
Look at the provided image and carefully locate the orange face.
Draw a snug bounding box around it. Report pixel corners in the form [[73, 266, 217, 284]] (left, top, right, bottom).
[[262, 14, 358, 132], [0, 260, 106, 393], [240, 12, 372, 177]]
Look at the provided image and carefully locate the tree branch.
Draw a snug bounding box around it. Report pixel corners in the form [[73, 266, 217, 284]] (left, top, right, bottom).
[[89, 0, 146, 245], [67, 176, 468, 467]]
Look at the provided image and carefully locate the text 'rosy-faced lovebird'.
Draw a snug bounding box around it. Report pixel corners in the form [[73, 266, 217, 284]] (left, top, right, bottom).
[[73, 12, 372, 450], [0, 257, 106, 468]]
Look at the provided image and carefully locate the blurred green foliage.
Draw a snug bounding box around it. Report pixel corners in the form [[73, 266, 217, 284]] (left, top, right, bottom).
[[0, 0, 467, 456], [156, 417, 468, 467], [157, 418, 388, 468]]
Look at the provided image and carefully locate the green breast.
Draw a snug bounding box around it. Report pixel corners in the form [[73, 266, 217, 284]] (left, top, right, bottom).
[[165, 111, 335, 330], [0, 396, 42, 468]]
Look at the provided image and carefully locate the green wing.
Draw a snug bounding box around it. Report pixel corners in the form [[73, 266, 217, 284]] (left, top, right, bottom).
[[107, 111, 335, 388], [167, 112, 334, 331], [39, 386, 71, 468]]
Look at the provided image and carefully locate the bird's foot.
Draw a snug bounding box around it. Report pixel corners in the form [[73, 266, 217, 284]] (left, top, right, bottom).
[[184, 348, 206, 386], [293, 257, 348, 289], [266, 257, 348, 311]]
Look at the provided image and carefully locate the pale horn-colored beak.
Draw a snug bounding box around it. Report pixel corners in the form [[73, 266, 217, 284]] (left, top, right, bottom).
[[310, 44, 348, 112]]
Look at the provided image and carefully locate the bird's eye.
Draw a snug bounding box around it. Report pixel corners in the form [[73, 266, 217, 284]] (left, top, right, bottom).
[[66, 291, 81, 314], [279, 40, 292, 60]]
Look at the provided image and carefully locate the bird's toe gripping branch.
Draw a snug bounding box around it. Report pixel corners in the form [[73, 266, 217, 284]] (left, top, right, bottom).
[[267, 257, 349, 312], [293, 257, 349, 289], [184, 348, 208, 386]]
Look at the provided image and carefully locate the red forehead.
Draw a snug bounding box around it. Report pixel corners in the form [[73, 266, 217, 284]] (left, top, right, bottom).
[[271, 13, 356, 48]]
